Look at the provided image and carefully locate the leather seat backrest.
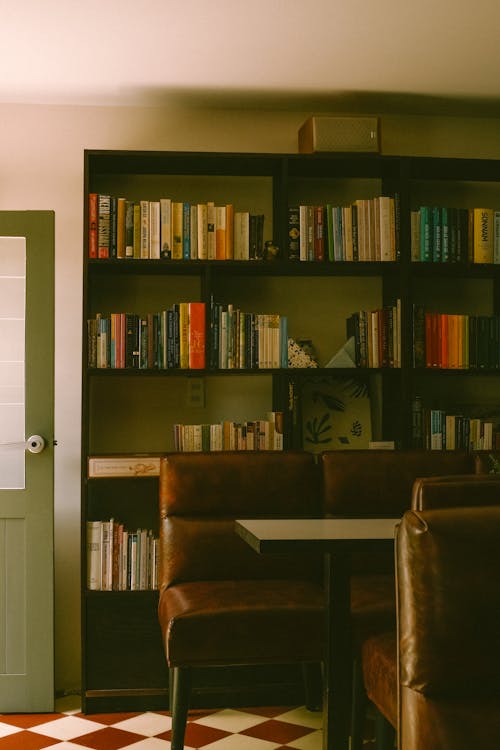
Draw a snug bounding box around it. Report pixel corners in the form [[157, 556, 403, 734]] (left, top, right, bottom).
[[159, 451, 322, 589], [412, 474, 500, 510], [321, 449, 475, 517], [397, 506, 500, 696]]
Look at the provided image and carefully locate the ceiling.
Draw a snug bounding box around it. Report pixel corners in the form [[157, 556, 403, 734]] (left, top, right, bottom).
[[4, 0, 500, 116]]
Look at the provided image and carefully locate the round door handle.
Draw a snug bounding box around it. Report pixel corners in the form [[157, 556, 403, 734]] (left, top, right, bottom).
[[26, 435, 46, 454]]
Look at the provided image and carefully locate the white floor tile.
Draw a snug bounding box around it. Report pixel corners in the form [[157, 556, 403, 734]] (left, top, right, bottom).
[[275, 707, 323, 729], [191, 709, 269, 733], [286, 729, 323, 750], [111, 711, 172, 736], [0, 722, 21, 738], [30, 715, 106, 740], [200, 734, 279, 750]]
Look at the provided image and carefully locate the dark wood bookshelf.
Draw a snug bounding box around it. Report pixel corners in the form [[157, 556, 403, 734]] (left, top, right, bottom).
[[82, 148, 500, 712]]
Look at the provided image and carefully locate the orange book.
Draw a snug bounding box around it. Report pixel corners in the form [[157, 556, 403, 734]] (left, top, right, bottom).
[[188, 302, 206, 369], [440, 313, 448, 369]]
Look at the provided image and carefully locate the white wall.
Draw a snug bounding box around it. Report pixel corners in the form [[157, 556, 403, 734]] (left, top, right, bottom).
[[2, 102, 500, 694]]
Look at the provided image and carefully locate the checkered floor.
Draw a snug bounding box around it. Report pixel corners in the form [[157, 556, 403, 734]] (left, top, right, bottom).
[[0, 697, 376, 749]]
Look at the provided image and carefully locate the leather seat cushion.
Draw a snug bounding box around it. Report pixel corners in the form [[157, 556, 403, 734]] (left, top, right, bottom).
[[159, 579, 325, 667]]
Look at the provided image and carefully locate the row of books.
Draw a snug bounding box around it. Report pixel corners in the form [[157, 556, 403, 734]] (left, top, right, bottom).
[[411, 206, 500, 264], [412, 400, 498, 451], [413, 306, 500, 369], [173, 412, 284, 452], [89, 193, 265, 261], [87, 301, 288, 371], [345, 300, 401, 368], [86, 519, 159, 591], [288, 196, 398, 262], [209, 301, 288, 369], [87, 302, 206, 369]]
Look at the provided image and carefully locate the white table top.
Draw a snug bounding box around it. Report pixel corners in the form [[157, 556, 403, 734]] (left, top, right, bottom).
[[235, 517, 400, 554]]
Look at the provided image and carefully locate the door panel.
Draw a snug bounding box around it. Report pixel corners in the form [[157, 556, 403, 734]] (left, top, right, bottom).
[[0, 212, 54, 711]]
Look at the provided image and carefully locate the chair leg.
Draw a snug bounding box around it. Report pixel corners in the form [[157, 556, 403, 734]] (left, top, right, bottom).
[[301, 662, 322, 711], [375, 708, 396, 750], [170, 666, 192, 750], [350, 655, 368, 750]]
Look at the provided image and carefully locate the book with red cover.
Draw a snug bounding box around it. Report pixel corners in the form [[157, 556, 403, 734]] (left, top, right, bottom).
[[188, 302, 206, 369]]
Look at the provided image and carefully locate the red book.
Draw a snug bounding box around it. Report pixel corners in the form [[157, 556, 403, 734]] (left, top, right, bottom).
[[88, 193, 98, 258], [188, 302, 206, 369]]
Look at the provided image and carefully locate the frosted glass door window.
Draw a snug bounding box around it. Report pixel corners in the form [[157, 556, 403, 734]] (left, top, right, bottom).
[[0, 237, 26, 489]]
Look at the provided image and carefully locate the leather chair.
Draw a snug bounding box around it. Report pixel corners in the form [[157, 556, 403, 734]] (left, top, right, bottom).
[[397, 506, 500, 749], [319, 449, 476, 750], [157, 451, 325, 750], [360, 473, 500, 750]]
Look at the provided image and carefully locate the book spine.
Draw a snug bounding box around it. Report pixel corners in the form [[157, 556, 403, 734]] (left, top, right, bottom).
[[88, 193, 98, 258], [160, 198, 172, 259], [149, 200, 161, 259], [188, 302, 206, 369], [140, 200, 150, 259], [98, 194, 111, 258]]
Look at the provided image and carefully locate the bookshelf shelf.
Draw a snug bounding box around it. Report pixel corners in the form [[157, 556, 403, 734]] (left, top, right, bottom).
[[82, 148, 500, 712]]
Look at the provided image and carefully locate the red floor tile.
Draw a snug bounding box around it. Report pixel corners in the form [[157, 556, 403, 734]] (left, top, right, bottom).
[[241, 719, 315, 744], [70, 727, 144, 750], [0, 714, 65, 729], [161, 722, 231, 747], [0, 731, 60, 750]]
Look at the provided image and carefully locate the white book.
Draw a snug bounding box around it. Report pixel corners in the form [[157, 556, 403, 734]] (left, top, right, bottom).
[[234, 211, 250, 260], [86, 521, 102, 590], [197, 203, 208, 259], [149, 201, 160, 259]]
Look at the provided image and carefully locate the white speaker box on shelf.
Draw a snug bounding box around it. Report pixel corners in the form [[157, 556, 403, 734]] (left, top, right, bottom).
[[298, 116, 380, 154]]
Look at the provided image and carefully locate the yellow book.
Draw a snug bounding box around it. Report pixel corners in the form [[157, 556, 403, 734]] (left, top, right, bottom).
[[473, 207, 494, 263], [172, 202, 184, 260]]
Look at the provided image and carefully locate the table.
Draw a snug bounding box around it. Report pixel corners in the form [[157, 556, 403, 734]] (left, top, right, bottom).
[[235, 517, 399, 750]]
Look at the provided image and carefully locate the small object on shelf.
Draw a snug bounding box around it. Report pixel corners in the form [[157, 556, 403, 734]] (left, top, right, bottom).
[[325, 337, 357, 368], [288, 338, 319, 368], [264, 240, 280, 260]]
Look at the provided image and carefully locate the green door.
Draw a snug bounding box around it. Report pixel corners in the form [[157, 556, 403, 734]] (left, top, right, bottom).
[[0, 212, 55, 711]]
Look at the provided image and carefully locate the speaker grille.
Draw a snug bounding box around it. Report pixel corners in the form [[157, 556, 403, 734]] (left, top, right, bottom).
[[298, 116, 380, 153]]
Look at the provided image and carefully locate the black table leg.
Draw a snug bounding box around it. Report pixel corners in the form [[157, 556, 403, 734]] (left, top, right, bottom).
[[323, 551, 352, 750]]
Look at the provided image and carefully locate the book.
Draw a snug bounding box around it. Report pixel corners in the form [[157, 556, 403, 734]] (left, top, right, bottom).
[[148, 200, 160, 259], [86, 521, 102, 589], [160, 198, 172, 259], [116, 197, 127, 258], [473, 207, 494, 263], [88, 193, 98, 258], [97, 194, 111, 258], [188, 302, 206, 369], [207, 201, 216, 259], [215, 205, 226, 259], [140, 200, 149, 259], [225, 204, 234, 260], [197, 203, 208, 259], [125, 200, 135, 258], [235, 211, 250, 260], [88, 455, 162, 478], [172, 201, 184, 259]]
